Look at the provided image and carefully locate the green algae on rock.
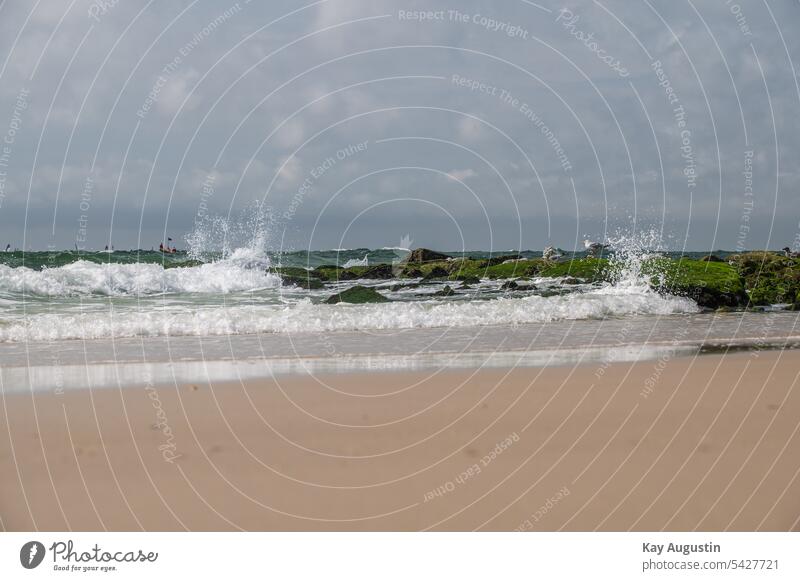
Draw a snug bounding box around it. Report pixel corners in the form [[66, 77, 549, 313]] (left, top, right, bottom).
[[325, 285, 390, 304]]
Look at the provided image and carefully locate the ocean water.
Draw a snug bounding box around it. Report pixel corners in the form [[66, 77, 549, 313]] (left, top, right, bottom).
[[0, 243, 706, 343], [1, 240, 798, 389]]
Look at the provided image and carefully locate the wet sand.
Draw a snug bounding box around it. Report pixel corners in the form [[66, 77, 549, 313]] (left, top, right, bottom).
[[1, 349, 799, 531]]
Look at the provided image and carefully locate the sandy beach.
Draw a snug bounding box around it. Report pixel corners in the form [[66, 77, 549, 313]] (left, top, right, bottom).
[[1, 348, 798, 532]]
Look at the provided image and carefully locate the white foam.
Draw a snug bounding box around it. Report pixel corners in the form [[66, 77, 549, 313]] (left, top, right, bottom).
[[342, 254, 369, 268], [0, 257, 281, 297], [0, 285, 698, 342]]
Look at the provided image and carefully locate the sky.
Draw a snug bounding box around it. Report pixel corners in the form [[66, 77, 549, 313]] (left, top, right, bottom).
[[0, 0, 798, 252]]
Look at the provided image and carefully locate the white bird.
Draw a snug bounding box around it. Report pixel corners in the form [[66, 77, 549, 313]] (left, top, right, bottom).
[[543, 246, 563, 261], [583, 239, 606, 257]]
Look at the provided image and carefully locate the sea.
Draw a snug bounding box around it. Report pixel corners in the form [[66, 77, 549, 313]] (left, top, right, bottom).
[[0, 244, 797, 391]]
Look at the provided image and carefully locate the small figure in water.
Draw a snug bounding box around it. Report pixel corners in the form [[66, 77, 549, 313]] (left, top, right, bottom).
[[5, 244, 10, 252]]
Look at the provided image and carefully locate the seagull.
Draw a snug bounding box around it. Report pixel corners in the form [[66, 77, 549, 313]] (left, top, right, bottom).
[[583, 239, 606, 257], [543, 246, 563, 261]]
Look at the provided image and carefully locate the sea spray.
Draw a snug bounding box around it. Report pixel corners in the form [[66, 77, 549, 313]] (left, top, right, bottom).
[[185, 201, 275, 265], [603, 229, 672, 290]]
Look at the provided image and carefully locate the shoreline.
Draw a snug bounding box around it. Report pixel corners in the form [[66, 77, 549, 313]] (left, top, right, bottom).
[[1, 311, 798, 392], [2, 349, 799, 531]]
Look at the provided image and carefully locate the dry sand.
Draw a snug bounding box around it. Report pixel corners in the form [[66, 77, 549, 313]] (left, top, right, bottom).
[[1, 349, 799, 531]]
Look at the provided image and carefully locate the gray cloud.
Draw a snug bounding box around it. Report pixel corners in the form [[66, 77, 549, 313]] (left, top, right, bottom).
[[0, 0, 798, 251]]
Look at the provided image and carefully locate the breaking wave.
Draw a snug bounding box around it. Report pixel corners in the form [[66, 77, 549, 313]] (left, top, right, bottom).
[[0, 285, 697, 341], [0, 248, 279, 297]]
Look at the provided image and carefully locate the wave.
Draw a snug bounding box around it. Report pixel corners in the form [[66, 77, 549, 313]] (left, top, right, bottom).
[[0, 285, 698, 341], [0, 248, 280, 297]]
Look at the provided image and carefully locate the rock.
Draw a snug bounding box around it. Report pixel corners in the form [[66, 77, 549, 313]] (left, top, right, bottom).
[[431, 285, 455, 297], [405, 248, 451, 263], [360, 264, 394, 279], [454, 274, 480, 284], [401, 266, 424, 278], [562, 277, 582, 285], [422, 266, 449, 280], [684, 287, 745, 309], [385, 282, 421, 292], [501, 280, 519, 290], [480, 254, 523, 267], [275, 267, 325, 289], [325, 285, 389, 304], [281, 275, 324, 290], [336, 269, 361, 281], [312, 265, 345, 281], [701, 255, 724, 262]]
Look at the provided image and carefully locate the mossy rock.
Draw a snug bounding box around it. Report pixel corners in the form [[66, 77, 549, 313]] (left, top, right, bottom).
[[539, 258, 609, 282], [281, 275, 324, 290], [400, 266, 424, 278], [422, 266, 449, 280], [273, 266, 313, 278], [728, 252, 800, 305], [325, 285, 389, 304], [405, 248, 451, 262], [481, 254, 523, 267], [274, 267, 325, 289], [311, 265, 342, 281], [481, 261, 534, 279], [343, 264, 394, 279], [656, 259, 747, 308]]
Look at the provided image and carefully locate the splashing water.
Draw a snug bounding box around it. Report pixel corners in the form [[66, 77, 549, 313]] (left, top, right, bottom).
[[603, 229, 670, 290], [185, 202, 274, 266], [0, 225, 704, 341], [342, 254, 369, 268]]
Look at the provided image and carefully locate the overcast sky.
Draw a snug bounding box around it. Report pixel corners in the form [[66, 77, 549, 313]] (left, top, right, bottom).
[[0, 0, 798, 251]]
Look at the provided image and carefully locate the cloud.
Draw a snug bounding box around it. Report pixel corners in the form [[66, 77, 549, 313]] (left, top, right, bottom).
[[446, 168, 477, 181], [0, 0, 799, 250]]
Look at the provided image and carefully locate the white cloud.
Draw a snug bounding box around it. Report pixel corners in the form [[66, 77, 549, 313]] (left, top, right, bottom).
[[446, 168, 477, 181]]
